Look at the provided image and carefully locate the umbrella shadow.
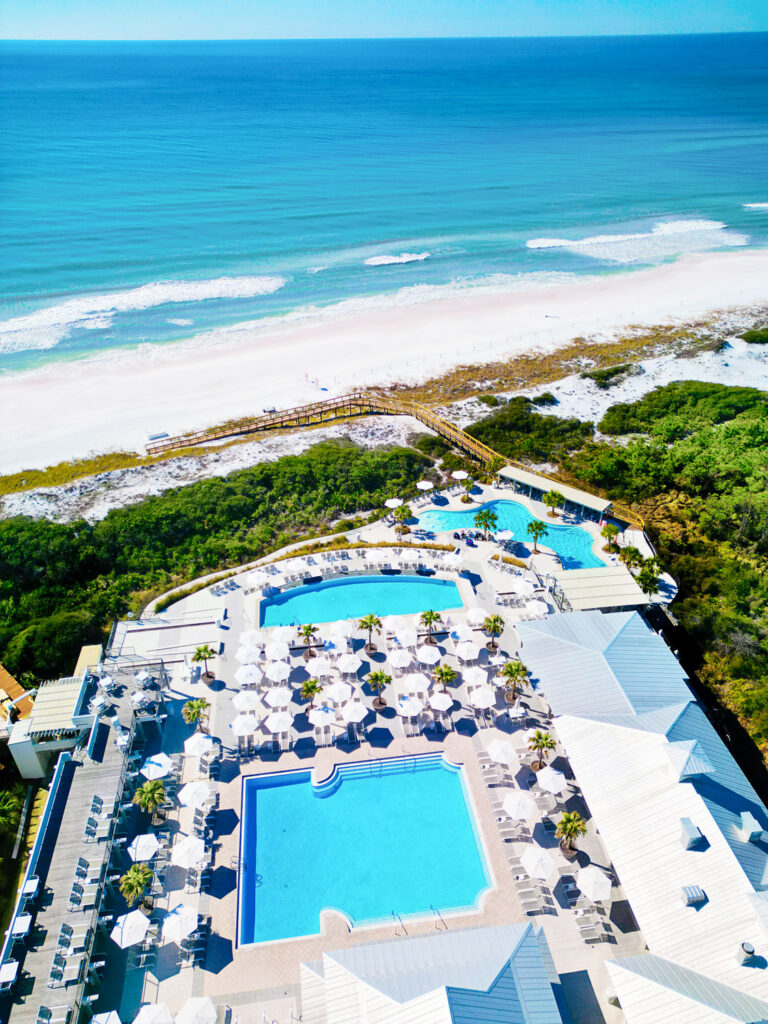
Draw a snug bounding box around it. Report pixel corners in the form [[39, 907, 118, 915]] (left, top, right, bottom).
[[203, 932, 234, 974], [610, 899, 641, 934], [152, 943, 183, 982], [212, 808, 239, 837], [208, 866, 237, 899], [367, 726, 394, 749]]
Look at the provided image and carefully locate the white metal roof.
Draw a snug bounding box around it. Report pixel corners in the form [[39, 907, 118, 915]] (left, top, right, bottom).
[[28, 676, 88, 738], [553, 566, 647, 610], [498, 466, 612, 513]]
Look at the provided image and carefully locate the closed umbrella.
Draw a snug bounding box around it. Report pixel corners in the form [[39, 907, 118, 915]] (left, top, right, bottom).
[[264, 686, 292, 708], [134, 1007, 173, 1024], [265, 661, 290, 683], [176, 998, 217, 1024], [184, 732, 214, 757], [487, 739, 519, 766], [385, 497, 403, 509], [537, 765, 567, 795], [451, 470, 469, 481], [171, 834, 206, 870], [161, 902, 199, 945], [265, 641, 290, 661], [502, 791, 535, 820], [525, 599, 549, 617], [521, 846, 555, 881], [324, 679, 353, 704], [469, 685, 496, 709], [416, 480, 434, 491], [429, 691, 454, 712], [456, 642, 480, 662], [308, 705, 336, 727], [463, 666, 487, 687], [397, 695, 423, 717], [177, 780, 213, 809], [337, 654, 362, 674], [416, 645, 440, 666], [230, 714, 259, 737], [127, 833, 160, 862], [341, 701, 368, 724], [232, 690, 262, 713], [388, 648, 412, 670], [577, 865, 612, 903], [110, 910, 150, 949], [265, 710, 293, 733], [466, 607, 491, 626], [307, 657, 334, 678], [234, 664, 262, 687], [140, 753, 173, 780], [235, 645, 261, 664]]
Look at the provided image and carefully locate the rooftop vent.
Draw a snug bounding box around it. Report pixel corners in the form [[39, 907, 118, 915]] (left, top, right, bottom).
[[680, 817, 704, 850], [736, 941, 755, 965], [682, 885, 707, 907], [740, 811, 764, 843]]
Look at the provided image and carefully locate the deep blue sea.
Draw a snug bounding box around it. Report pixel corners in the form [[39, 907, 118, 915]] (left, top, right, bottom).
[[1, 35, 767, 375]]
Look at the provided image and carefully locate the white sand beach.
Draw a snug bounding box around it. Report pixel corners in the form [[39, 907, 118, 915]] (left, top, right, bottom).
[[1, 249, 767, 475]]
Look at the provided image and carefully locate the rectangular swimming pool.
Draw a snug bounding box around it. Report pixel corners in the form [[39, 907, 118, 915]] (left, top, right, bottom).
[[238, 754, 491, 945], [259, 573, 463, 627]]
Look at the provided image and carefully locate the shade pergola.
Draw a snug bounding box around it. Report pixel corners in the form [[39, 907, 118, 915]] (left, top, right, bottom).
[[308, 705, 336, 727], [111, 910, 150, 949], [184, 732, 215, 757], [341, 701, 368, 724], [486, 739, 519, 765], [264, 710, 293, 733], [265, 641, 290, 661], [176, 997, 217, 1024], [521, 846, 556, 881], [429, 691, 454, 712], [537, 765, 567, 795], [140, 753, 173, 780], [127, 833, 160, 862], [577, 865, 612, 902], [307, 657, 334, 678], [416, 645, 440, 666], [324, 679, 353, 704], [235, 645, 262, 665], [177, 780, 213, 808], [397, 695, 423, 717], [171, 834, 206, 870], [234, 664, 262, 687], [134, 1006, 173, 1024], [502, 791, 535, 820], [455, 642, 480, 663], [384, 497, 403, 509], [230, 714, 259, 737], [264, 661, 291, 683], [232, 690, 262, 713], [264, 686, 293, 708], [161, 902, 199, 945], [469, 685, 496, 709]]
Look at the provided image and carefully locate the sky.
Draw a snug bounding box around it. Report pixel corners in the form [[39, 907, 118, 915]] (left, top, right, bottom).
[[1, 0, 768, 40]]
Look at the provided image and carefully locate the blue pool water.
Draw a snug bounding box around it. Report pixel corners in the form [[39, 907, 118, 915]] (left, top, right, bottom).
[[259, 574, 462, 627], [238, 755, 490, 944], [417, 499, 605, 570]]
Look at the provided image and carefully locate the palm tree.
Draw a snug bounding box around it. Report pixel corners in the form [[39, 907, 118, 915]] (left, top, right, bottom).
[[119, 863, 153, 908], [132, 779, 166, 817], [182, 697, 210, 732], [433, 664, 457, 693], [528, 729, 556, 770], [393, 504, 412, 535], [482, 614, 505, 652], [192, 644, 216, 681], [300, 679, 322, 712], [300, 623, 318, 659], [619, 545, 645, 571], [420, 609, 443, 644], [526, 519, 547, 553], [461, 478, 475, 503], [542, 489, 565, 518], [555, 811, 588, 854], [0, 788, 23, 833], [474, 508, 499, 540], [368, 669, 391, 709], [359, 614, 382, 653], [600, 522, 620, 552], [499, 659, 527, 702], [637, 560, 660, 597]]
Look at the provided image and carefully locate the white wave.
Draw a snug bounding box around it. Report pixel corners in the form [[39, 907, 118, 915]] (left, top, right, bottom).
[[0, 275, 285, 354], [743, 202, 768, 210], [307, 266, 329, 274], [364, 251, 431, 266], [168, 318, 194, 326], [526, 219, 747, 264]]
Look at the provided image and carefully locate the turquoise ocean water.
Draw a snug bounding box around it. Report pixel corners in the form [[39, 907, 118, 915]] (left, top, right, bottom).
[[1, 35, 767, 376]]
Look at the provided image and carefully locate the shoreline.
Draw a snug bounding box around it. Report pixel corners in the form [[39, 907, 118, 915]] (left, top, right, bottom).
[[1, 249, 767, 474]]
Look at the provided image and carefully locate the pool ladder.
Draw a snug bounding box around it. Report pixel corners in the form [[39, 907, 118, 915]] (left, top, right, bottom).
[[431, 904, 448, 931], [392, 910, 408, 936]]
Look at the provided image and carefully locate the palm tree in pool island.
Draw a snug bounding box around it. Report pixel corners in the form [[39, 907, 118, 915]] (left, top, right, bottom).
[[393, 504, 412, 535], [526, 519, 547, 553], [460, 478, 475, 503], [499, 658, 527, 702], [474, 507, 498, 540], [555, 811, 588, 858], [528, 729, 556, 770], [300, 679, 322, 712], [420, 609, 443, 644], [433, 664, 457, 694], [542, 489, 565, 518], [192, 644, 216, 683], [182, 697, 210, 732], [368, 669, 391, 709], [132, 780, 166, 820], [300, 622, 318, 659], [482, 613, 505, 652], [359, 613, 382, 653], [600, 522, 620, 552], [120, 862, 154, 908]]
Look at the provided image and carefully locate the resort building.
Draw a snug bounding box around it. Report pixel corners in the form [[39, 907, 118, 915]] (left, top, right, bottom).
[[496, 466, 613, 522]]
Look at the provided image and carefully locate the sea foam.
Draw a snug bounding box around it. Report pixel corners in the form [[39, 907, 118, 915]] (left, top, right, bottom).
[[0, 275, 285, 354], [526, 220, 747, 264], [364, 252, 431, 266], [743, 202, 768, 210]]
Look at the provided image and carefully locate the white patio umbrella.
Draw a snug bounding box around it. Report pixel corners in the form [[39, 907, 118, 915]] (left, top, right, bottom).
[[161, 902, 199, 945], [337, 653, 362, 674], [240, 628, 263, 646], [525, 599, 549, 617], [264, 661, 291, 683], [397, 695, 423, 717], [508, 701, 527, 721], [401, 671, 431, 692], [234, 664, 262, 687], [171, 834, 206, 870], [110, 910, 150, 949], [248, 570, 270, 588], [416, 480, 434, 491], [537, 765, 567, 795], [451, 470, 469, 480], [140, 753, 173, 780], [265, 640, 290, 661], [268, 573, 286, 588], [324, 679, 353, 704], [385, 497, 403, 509], [135, 669, 153, 684], [429, 691, 454, 712], [496, 529, 514, 542], [453, 624, 476, 643], [307, 657, 334, 677], [134, 1006, 173, 1024], [175, 997, 217, 1024], [416, 645, 441, 666], [265, 710, 293, 733], [232, 690, 262, 713], [466, 606, 491, 626], [271, 625, 296, 643], [341, 701, 368, 724], [230, 714, 259, 737], [184, 733, 214, 758], [486, 739, 519, 765], [510, 577, 535, 596], [177, 780, 213, 809], [463, 667, 488, 689], [521, 846, 556, 881], [92, 1014, 122, 1024], [308, 705, 336, 727], [397, 629, 419, 648], [127, 833, 160, 862], [577, 865, 612, 903], [264, 686, 293, 708], [455, 641, 480, 662], [516, 726, 544, 746], [489, 652, 507, 667], [235, 645, 262, 664], [388, 648, 412, 670], [502, 790, 536, 820], [469, 685, 496, 709], [366, 548, 386, 565], [444, 553, 462, 571]]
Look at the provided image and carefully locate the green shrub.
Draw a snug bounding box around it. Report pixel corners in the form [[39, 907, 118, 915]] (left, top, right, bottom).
[[740, 328, 768, 345]]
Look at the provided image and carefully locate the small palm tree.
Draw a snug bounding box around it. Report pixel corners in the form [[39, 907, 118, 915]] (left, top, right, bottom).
[[528, 729, 556, 770], [300, 623, 318, 659], [555, 811, 588, 853], [526, 519, 547, 553], [619, 545, 645, 572], [420, 609, 443, 644], [499, 659, 527, 702], [182, 697, 210, 732], [359, 614, 382, 653], [474, 508, 499, 540], [393, 504, 412, 535], [132, 779, 166, 817], [300, 679, 322, 712], [482, 613, 505, 652], [433, 664, 457, 693], [542, 490, 565, 518], [637, 560, 660, 597], [461, 478, 475, 503], [192, 644, 216, 681], [368, 669, 392, 709], [600, 522, 620, 552], [120, 863, 153, 908]]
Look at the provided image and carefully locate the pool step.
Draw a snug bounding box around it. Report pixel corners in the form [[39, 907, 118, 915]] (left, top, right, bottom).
[[312, 753, 443, 798]]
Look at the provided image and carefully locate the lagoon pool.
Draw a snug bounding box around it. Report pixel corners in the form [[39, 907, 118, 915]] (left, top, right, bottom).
[[417, 499, 605, 571], [238, 755, 490, 944], [259, 574, 462, 627]]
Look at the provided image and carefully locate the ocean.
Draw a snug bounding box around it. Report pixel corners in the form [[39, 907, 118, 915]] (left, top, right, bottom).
[[1, 34, 767, 376]]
